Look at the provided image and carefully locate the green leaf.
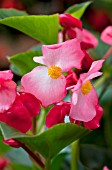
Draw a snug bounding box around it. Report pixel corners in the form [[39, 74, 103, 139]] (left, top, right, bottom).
[[0, 123, 23, 139], [0, 123, 89, 159], [9, 51, 42, 76], [15, 123, 89, 159], [0, 9, 28, 19], [65, 1, 92, 18], [0, 13, 59, 44], [11, 164, 32, 170], [0, 137, 11, 154]]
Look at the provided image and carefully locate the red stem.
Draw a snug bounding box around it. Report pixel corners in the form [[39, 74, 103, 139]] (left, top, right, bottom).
[[103, 47, 112, 60], [17, 141, 45, 169]]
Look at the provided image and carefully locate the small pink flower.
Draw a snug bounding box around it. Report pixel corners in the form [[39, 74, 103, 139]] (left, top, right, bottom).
[[22, 39, 84, 107], [70, 60, 104, 122], [0, 70, 16, 113], [3, 138, 20, 148], [46, 102, 70, 128], [101, 26, 112, 45], [0, 93, 40, 133]]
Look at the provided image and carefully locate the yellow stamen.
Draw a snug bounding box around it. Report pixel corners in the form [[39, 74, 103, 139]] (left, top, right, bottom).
[[81, 81, 92, 95], [48, 65, 62, 79]]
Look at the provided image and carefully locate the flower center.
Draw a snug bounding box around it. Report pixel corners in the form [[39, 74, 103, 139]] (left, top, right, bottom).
[[48, 65, 62, 79], [81, 81, 92, 95]]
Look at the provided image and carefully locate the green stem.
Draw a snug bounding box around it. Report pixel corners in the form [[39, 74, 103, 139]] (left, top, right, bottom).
[[71, 140, 79, 170], [44, 158, 51, 170], [32, 117, 37, 135]]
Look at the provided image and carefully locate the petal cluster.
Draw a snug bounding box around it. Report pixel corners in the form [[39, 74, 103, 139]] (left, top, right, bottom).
[[0, 92, 40, 133]]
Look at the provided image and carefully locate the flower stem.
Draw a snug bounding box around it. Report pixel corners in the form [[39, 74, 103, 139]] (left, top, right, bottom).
[[17, 141, 45, 169], [32, 117, 37, 135], [102, 46, 112, 60], [71, 140, 79, 170]]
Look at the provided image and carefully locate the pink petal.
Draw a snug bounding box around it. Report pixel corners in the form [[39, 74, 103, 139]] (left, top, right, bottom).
[[42, 39, 84, 71], [46, 102, 70, 128], [0, 95, 32, 133], [59, 14, 82, 30], [0, 70, 13, 81], [84, 104, 103, 129], [33, 56, 46, 65], [70, 87, 98, 122], [0, 80, 16, 113], [66, 27, 83, 42], [21, 66, 66, 107], [19, 93, 41, 117], [80, 60, 104, 83], [89, 59, 104, 73], [81, 29, 98, 50], [101, 26, 112, 45]]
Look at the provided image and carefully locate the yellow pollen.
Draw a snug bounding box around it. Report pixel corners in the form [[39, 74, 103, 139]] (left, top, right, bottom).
[[81, 81, 92, 95], [48, 65, 62, 79]]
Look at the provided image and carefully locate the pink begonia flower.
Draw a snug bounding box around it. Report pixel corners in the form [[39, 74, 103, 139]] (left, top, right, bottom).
[[0, 157, 9, 170], [101, 26, 112, 45], [3, 138, 20, 148], [0, 93, 40, 133], [46, 102, 70, 128], [70, 60, 104, 122], [22, 39, 84, 107], [0, 70, 16, 113], [103, 166, 109, 170]]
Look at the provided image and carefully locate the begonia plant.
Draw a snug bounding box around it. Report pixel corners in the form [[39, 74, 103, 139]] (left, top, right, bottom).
[[0, 1, 112, 170]]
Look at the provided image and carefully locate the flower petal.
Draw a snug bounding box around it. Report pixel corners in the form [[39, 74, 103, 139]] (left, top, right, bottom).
[[101, 26, 112, 45], [70, 87, 98, 122], [21, 66, 66, 107], [19, 93, 41, 117], [33, 56, 46, 65], [59, 14, 82, 30], [0, 80, 16, 113], [46, 102, 70, 128], [42, 39, 84, 71], [0, 95, 32, 133], [0, 70, 13, 81], [84, 104, 103, 129], [80, 60, 104, 83], [81, 29, 98, 50]]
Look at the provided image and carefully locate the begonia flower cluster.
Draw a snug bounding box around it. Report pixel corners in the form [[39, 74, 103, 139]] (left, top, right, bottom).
[[0, 14, 104, 134]]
